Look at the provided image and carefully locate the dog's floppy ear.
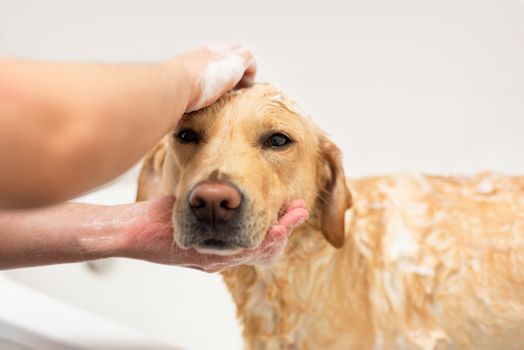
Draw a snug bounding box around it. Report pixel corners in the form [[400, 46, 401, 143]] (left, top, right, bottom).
[[316, 135, 352, 248], [136, 141, 167, 201]]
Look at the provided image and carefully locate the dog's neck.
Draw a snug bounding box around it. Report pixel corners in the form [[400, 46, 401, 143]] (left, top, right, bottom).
[[221, 210, 374, 349]]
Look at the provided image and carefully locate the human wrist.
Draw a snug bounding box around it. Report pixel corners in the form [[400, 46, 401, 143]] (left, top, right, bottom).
[[75, 203, 137, 260], [159, 57, 195, 117], [112, 197, 176, 263]]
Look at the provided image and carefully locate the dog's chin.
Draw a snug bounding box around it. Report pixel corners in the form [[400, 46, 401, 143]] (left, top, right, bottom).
[[191, 233, 265, 256], [175, 230, 268, 257], [193, 243, 245, 256]]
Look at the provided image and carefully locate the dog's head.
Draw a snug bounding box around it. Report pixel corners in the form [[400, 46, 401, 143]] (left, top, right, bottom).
[[137, 84, 351, 255]]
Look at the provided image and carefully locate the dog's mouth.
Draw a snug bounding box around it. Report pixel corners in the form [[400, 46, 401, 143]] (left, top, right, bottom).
[[192, 215, 285, 257], [201, 238, 230, 249], [193, 238, 246, 256], [196, 238, 245, 254]]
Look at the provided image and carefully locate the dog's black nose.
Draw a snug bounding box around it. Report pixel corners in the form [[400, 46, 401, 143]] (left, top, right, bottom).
[[189, 182, 242, 226]]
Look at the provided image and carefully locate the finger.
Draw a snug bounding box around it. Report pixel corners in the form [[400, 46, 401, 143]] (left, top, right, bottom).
[[261, 225, 291, 248], [234, 51, 257, 88], [265, 225, 288, 241], [231, 46, 254, 61], [262, 206, 309, 245], [262, 212, 308, 245], [267, 200, 306, 234], [276, 207, 309, 231], [236, 72, 256, 88], [236, 62, 257, 88]]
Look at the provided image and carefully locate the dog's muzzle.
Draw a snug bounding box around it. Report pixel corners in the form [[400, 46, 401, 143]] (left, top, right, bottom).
[[178, 181, 253, 252]]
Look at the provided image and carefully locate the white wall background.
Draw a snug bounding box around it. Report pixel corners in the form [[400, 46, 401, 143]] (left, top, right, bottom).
[[1, 0, 523, 176], [1, 0, 523, 349]]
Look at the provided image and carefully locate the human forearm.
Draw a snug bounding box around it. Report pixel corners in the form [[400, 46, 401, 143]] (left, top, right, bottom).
[[0, 201, 131, 269], [0, 59, 189, 207]]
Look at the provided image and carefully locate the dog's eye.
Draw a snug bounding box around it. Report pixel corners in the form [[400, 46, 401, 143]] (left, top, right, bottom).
[[264, 133, 292, 148], [176, 129, 200, 144]]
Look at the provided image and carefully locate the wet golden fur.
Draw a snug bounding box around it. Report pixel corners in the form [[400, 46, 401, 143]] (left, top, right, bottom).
[[137, 84, 524, 349]]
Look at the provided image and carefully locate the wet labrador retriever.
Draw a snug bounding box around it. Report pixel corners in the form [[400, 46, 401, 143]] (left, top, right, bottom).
[[137, 83, 524, 350]]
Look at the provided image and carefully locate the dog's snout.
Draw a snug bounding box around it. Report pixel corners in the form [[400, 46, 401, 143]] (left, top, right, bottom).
[[189, 182, 242, 225]]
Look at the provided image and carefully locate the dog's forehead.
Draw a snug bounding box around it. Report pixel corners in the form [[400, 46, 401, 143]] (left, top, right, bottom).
[[242, 85, 303, 110], [219, 85, 306, 122], [180, 84, 312, 133]]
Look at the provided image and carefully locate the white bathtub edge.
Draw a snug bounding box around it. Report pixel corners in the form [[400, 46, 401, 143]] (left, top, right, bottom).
[[0, 273, 182, 350]]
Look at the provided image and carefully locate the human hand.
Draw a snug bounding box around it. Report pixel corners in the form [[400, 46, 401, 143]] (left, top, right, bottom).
[[169, 43, 257, 113], [123, 197, 308, 272]]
